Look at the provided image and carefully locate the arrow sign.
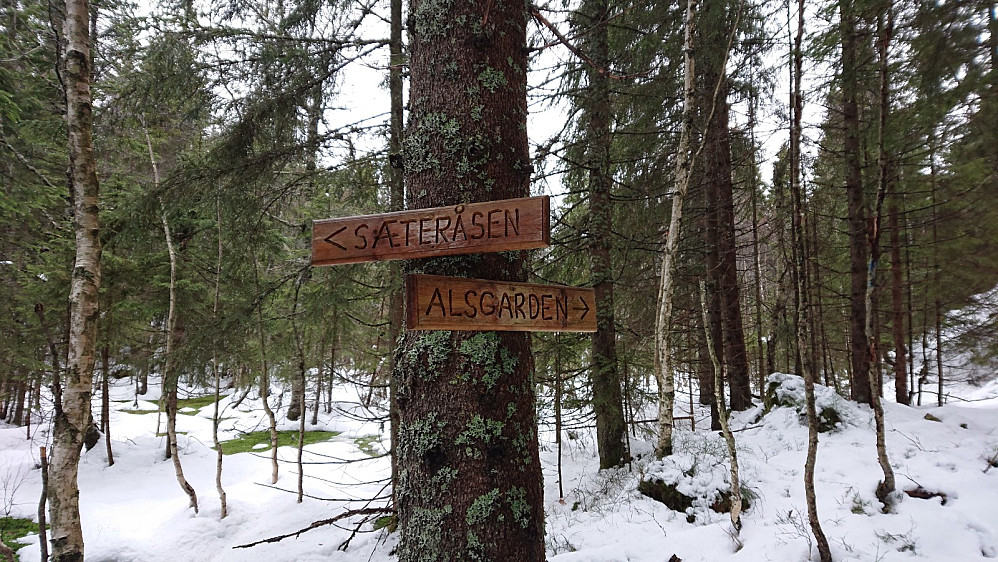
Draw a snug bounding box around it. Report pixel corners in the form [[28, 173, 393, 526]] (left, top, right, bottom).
[[406, 274, 597, 332], [312, 196, 550, 266]]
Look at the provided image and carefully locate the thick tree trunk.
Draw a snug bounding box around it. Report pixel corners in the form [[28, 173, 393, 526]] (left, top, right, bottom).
[[582, 0, 627, 469], [394, 0, 545, 558], [49, 0, 102, 556], [841, 0, 872, 406], [705, 85, 751, 412]]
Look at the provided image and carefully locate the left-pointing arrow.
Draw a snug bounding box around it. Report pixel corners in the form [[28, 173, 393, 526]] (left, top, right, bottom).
[[323, 226, 348, 250], [572, 296, 590, 321]]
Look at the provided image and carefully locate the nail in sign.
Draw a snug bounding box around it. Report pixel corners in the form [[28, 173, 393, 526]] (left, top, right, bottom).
[[406, 274, 597, 332], [312, 196, 550, 266]]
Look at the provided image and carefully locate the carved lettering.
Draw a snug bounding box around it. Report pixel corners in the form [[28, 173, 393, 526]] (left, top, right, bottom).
[[487, 209, 502, 238], [354, 224, 369, 250], [313, 196, 549, 266], [505, 208, 520, 237], [426, 287, 446, 317], [464, 290, 478, 318], [435, 216, 451, 244], [470, 211, 486, 239]]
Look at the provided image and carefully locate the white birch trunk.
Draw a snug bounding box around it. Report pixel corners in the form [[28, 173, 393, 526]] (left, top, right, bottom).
[[654, 0, 697, 458], [49, 0, 102, 557]]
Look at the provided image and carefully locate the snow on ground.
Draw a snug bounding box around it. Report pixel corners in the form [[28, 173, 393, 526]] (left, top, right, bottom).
[[2, 374, 998, 561]]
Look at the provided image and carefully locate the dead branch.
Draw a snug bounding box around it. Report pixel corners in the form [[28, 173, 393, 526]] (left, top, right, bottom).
[[231, 507, 392, 549]]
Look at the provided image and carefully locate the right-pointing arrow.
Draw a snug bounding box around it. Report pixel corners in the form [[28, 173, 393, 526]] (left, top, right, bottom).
[[572, 295, 590, 321]]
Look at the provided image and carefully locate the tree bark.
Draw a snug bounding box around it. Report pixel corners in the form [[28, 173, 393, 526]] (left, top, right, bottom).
[[212, 195, 228, 519], [889, 184, 908, 405], [841, 0, 872, 406], [101, 344, 113, 466], [699, 282, 742, 534], [790, 3, 831, 556], [702, 67, 751, 411], [49, 0, 102, 555], [868, 4, 897, 509], [251, 250, 280, 484], [394, 0, 545, 558], [655, 0, 698, 458], [387, 0, 404, 512], [581, 0, 627, 469], [38, 446, 49, 562], [160, 207, 199, 514]]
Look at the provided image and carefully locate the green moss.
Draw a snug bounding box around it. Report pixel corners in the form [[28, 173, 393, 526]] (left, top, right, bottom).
[[924, 413, 942, 422], [176, 395, 220, 410], [458, 333, 517, 391], [405, 505, 453, 561], [1, 516, 39, 557], [477, 67, 508, 93], [399, 413, 446, 458], [407, 331, 453, 380], [506, 486, 531, 528], [411, 0, 455, 39], [431, 466, 459, 492], [455, 415, 504, 446], [354, 435, 382, 457], [373, 514, 398, 533], [465, 488, 500, 525], [120, 408, 158, 415], [465, 530, 489, 561], [217, 430, 338, 455]]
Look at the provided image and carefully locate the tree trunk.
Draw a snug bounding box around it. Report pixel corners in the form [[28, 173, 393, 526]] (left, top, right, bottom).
[[889, 184, 908, 405], [252, 250, 280, 484], [655, 0, 697, 458], [394, 0, 544, 557], [101, 344, 113, 466], [582, 0, 627, 469], [387, 0, 404, 512], [868, 4, 897, 509], [291, 276, 308, 504], [699, 282, 741, 534], [161, 207, 199, 514], [49, 0, 103, 555], [790, 3, 831, 555], [38, 446, 49, 562], [212, 194, 228, 519], [842, 0, 872, 406], [704, 75, 751, 412]]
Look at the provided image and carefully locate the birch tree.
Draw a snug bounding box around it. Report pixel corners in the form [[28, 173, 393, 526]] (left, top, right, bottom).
[[48, 0, 102, 557]]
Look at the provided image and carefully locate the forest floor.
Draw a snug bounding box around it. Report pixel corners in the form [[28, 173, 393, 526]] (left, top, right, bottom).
[[2, 373, 997, 561]]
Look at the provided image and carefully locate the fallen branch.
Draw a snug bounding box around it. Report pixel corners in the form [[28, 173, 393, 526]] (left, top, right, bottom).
[[232, 507, 392, 549]]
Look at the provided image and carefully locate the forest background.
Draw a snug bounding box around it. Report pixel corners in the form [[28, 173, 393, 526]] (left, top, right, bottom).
[[1, 0, 997, 559]]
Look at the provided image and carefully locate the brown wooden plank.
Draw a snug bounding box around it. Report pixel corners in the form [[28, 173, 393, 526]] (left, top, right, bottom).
[[312, 195, 550, 266], [405, 274, 596, 332]]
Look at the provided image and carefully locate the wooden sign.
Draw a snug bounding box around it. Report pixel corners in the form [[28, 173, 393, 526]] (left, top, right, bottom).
[[406, 274, 596, 332], [312, 196, 550, 266]]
